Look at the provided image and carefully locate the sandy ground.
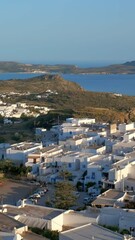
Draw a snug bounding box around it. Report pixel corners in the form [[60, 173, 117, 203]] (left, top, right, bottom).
[[0, 179, 37, 205]]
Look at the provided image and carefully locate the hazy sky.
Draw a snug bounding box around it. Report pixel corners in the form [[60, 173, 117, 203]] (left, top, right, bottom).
[[0, 0, 135, 65]]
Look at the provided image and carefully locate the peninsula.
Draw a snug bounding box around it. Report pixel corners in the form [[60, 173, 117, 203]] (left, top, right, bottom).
[[0, 60, 135, 74]]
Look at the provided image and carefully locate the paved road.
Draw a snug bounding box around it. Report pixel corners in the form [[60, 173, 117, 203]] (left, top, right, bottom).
[[0, 180, 90, 209], [34, 184, 89, 209]]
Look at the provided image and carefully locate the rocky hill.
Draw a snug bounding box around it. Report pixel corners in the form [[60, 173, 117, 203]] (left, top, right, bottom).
[[1, 74, 135, 123], [0, 74, 82, 93]]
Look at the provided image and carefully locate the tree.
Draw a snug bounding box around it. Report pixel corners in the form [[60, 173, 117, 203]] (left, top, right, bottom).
[[85, 181, 95, 192], [76, 181, 83, 191], [30, 228, 59, 240], [59, 169, 72, 181], [0, 160, 31, 178], [54, 182, 76, 209]]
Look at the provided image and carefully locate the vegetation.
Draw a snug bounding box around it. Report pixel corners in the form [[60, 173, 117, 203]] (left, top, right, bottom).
[[85, 181, 95, 191], [102, 225, 119, 232], [1, 74, 135, 124], [125, 202, 135, 209], [30, 227, 59, 240], [59, 170, 72, 181], [0, 120, 35, 143], [1, 74, 135, 144], [76, 181, 83, 191], [54, 181, 76, 209], [102, 225, 130, 235], [0, 160, 31, 179]]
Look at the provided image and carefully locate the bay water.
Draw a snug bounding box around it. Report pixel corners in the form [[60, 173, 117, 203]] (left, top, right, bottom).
[[0, 72, 135, 96]]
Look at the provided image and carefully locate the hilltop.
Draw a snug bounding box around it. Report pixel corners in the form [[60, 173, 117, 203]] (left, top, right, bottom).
[[1, 60, 135, 74], [1, 74, 135, 123], [0, 74, 82, 93]]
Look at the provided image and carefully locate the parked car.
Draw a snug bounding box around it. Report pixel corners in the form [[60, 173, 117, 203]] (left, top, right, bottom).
[[29, 181, 40, 186], [32, 193, 41, 199], [43, 188, 48, 193], [38, 191, 44, 196]]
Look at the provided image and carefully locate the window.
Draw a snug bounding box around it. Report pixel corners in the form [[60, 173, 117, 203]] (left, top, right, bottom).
[[33, 158, 36, 164], [68, 163, 72, 168], [91, 172, 95, 179]]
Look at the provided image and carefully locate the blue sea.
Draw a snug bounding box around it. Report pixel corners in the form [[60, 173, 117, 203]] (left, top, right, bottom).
[[0, 72, 135, 96]]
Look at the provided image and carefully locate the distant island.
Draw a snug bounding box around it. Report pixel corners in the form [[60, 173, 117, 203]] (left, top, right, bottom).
[[0, 60, 135, 74]]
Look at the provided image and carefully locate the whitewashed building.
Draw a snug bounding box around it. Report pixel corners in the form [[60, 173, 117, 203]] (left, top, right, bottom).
[[6, 142, 42, 164]]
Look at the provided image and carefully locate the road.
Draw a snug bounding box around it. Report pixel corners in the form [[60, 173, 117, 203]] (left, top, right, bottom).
[[0, 179, 90, 209], [33, 184, 89, 209]]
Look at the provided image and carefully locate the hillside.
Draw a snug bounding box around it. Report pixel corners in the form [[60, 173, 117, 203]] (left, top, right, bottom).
[[1, 61, 135, 74], [0, 61, 77, 74], [123, 61, 135, 67], [1, 74, 135, 123], [0, 74, 82, 93]]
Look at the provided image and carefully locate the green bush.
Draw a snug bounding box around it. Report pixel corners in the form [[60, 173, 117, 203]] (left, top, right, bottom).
[[30, 227, 59, 240]]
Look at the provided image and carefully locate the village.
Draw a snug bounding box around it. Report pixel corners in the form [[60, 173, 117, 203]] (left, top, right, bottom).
[[0, 91, 54, 119], [0, 117, 135, 239]]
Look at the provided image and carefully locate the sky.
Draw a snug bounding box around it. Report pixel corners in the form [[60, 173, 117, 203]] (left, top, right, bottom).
[[0, 0, 135, 66]]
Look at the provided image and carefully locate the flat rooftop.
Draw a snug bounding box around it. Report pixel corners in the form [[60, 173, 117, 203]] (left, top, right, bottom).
[[21, 231, 49, 240], [32, 145, 62, 154], [91, 189, 124, 207], [60, 223, 123, 240], [87, 155, 110, 166], [10, 142, 41, 151], [4, 204, 64, 220], [113, 152, 135, 168], [84, 145, 105, 150], [0, 212, 25, 232], [113, 140, 135, 149]]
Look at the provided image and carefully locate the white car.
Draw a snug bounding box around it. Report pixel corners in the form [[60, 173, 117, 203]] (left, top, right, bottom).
[[38, 191, 44, 196], [33, 193, 41, 199]]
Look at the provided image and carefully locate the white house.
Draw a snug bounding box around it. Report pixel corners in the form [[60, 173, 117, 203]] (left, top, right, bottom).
[[123, 131, 135, 142], [3, 203, 64, 232], [35, 127, 47, 142], [81, 145, 106, 155], [51, 151, 81, 171], [103, 152, 135, 190], [51, 123, 89, 141], [118, 122, 135, 133], [97, 207, 135, 235], [85, 164, 102, 185], [0, 143, 10, 160], [6, 142, 42, 164], [66, 118, 95, 125], [112, 141, 135, 155], [60, 133, 105, 152]]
